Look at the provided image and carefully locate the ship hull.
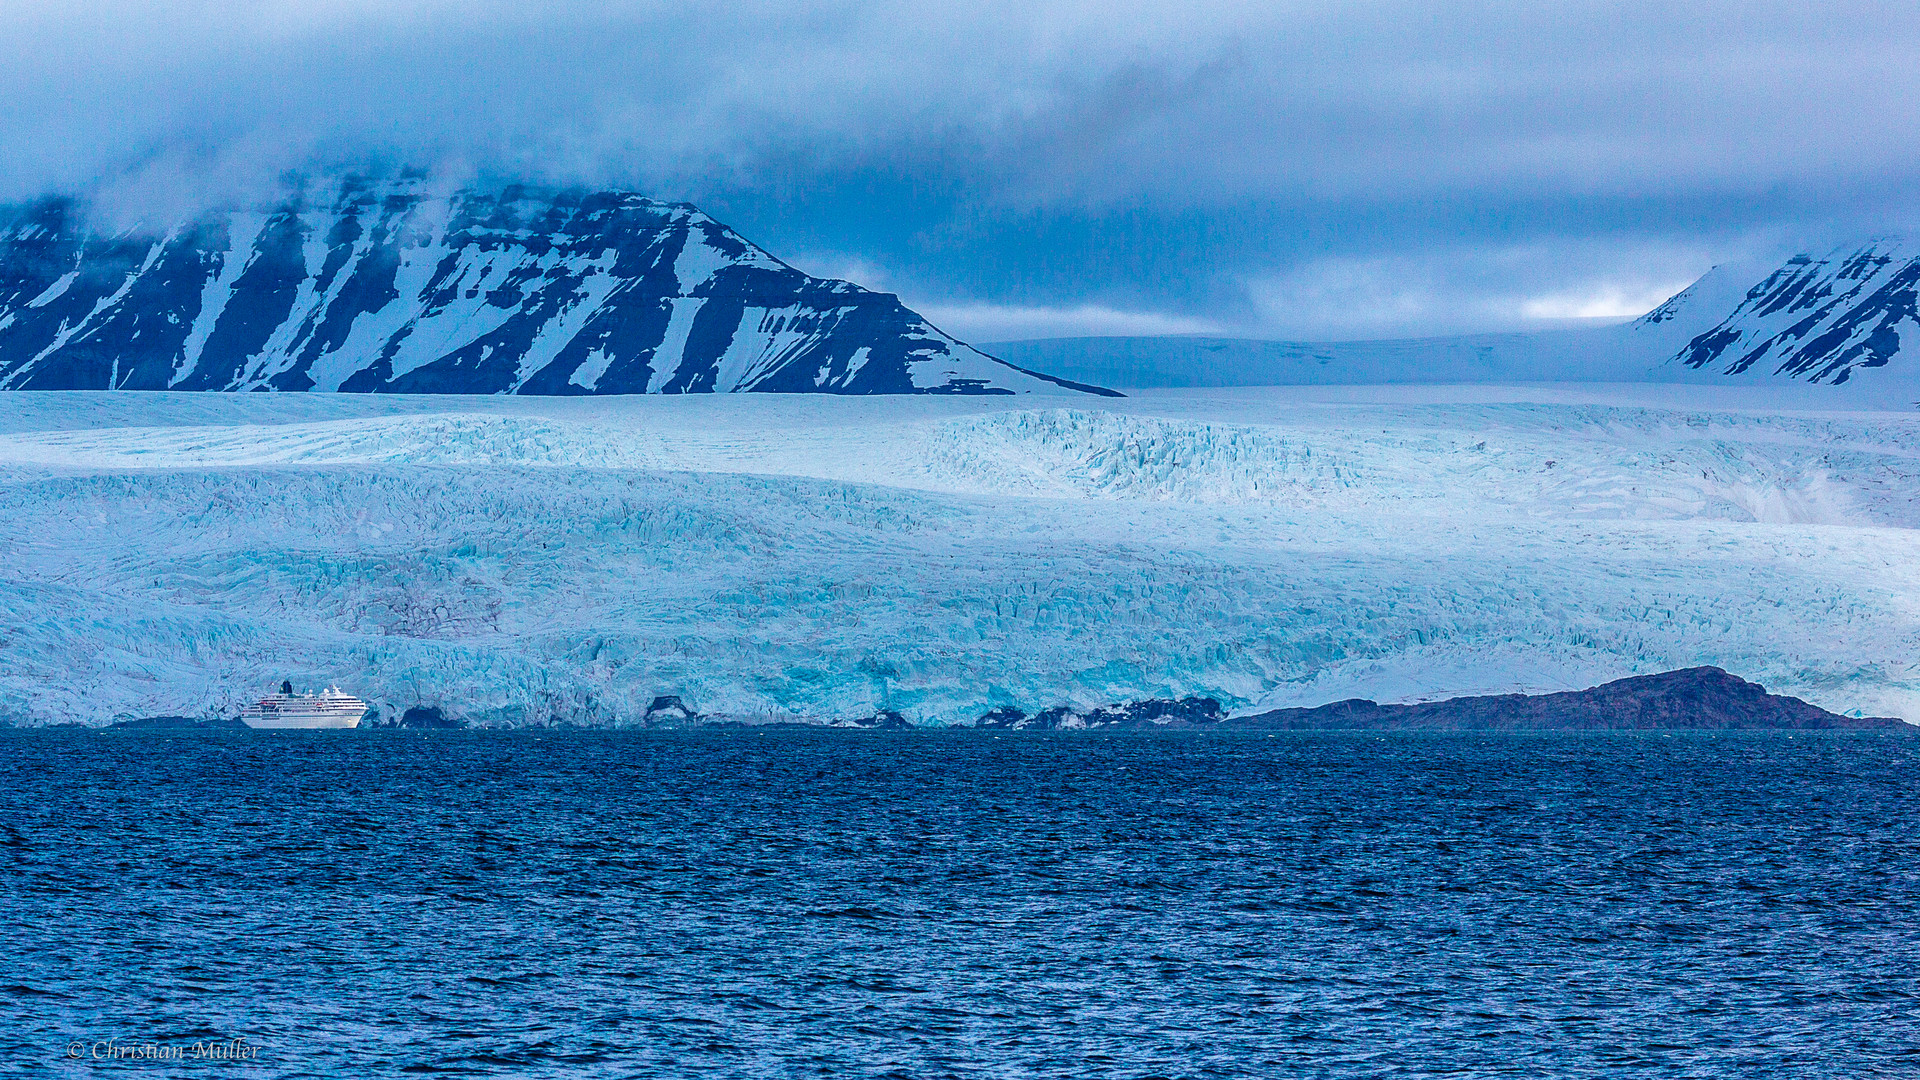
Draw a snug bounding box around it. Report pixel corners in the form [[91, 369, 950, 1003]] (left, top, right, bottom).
[[240, 711, 363, 730]]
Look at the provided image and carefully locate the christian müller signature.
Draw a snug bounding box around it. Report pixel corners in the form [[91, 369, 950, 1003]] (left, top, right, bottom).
[[67, 1036, 259, 1061]]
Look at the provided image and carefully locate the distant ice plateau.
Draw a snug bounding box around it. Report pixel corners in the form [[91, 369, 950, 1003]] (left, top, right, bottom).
[[1, 385, 1914, 726], [988, 238, 1920, 397]]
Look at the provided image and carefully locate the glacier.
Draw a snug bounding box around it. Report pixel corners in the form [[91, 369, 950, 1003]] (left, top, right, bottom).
[[1, 385, 1915, 726]]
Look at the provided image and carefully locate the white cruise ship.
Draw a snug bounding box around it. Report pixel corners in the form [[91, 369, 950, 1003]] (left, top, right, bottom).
[[241, 682, 368, 729]]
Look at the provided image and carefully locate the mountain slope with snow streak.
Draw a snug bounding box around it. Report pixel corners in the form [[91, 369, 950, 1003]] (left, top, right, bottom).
[[1665, 239, 1920, 387], [0, 387, 1914, 727], [0, 178, 1104, 397]]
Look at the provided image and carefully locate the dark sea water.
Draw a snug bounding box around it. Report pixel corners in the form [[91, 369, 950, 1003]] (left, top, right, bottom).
[[4, 730, 1918, 1078]]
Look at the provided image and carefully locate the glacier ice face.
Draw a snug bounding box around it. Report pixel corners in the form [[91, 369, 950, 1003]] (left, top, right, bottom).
[[0, 386, 1915, 726], [0, 179, 1104, 398]]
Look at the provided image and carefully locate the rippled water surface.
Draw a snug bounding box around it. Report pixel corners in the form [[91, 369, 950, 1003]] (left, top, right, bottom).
[[5, 730, 1919, 1077]]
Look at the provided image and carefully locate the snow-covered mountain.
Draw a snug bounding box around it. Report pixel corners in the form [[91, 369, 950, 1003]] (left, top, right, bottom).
[[988, 240, 1920, 395], [0, 178, 1106, 396], [1661, 239, 1919, 386]]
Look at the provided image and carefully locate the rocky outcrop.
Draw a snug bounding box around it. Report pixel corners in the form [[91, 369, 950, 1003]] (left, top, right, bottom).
[[972, 696, 1225, 730], [961, 670, 1903, 732], [397, 705, 466, 729], [104, 715, 248, 730], [643, 695, 697, 726], [1229, 667, 1906, 730], [852, 709, 913, 730]]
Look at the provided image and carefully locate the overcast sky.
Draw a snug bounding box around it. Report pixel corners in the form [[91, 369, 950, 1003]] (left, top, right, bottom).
[[5, 1, 1918, 341]]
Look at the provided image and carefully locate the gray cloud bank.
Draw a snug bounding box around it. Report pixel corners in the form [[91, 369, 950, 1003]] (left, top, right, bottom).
[[5, 0, 1918, 340]]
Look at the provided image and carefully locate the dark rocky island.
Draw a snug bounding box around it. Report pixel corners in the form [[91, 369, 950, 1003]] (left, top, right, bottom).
[[1230, 667, 1905, 730], [977, 668, 1906, 731]]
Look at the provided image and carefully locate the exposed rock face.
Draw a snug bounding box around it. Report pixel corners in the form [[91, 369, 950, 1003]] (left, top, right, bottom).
[[104, 715, 248, 730], [973, 696, 1226, 730], [852, 709, 913, 730], [398, 705, 466, 729], [1664, 240, 1920, 386], [643, 695, 697, 726], [1229, 668, 1906, 730], [962, 670, 1902, 731], [0, 178, 1112, 397]]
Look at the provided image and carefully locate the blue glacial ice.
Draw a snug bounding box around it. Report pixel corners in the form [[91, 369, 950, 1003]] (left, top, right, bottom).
[[0, 385, 1914, 725]]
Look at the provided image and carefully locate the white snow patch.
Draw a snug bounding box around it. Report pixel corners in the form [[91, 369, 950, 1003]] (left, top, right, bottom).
[[844, 346, 873, 382], [24, 270, 78, 309], [7, 240, 165, 389], [671, 225, 734, 292], [569, 348, 617, 392], [646, 298, 706, 392], [711, 304, 816, 391], [173, 213, 268, 387], [506, 251, 623, 389]]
